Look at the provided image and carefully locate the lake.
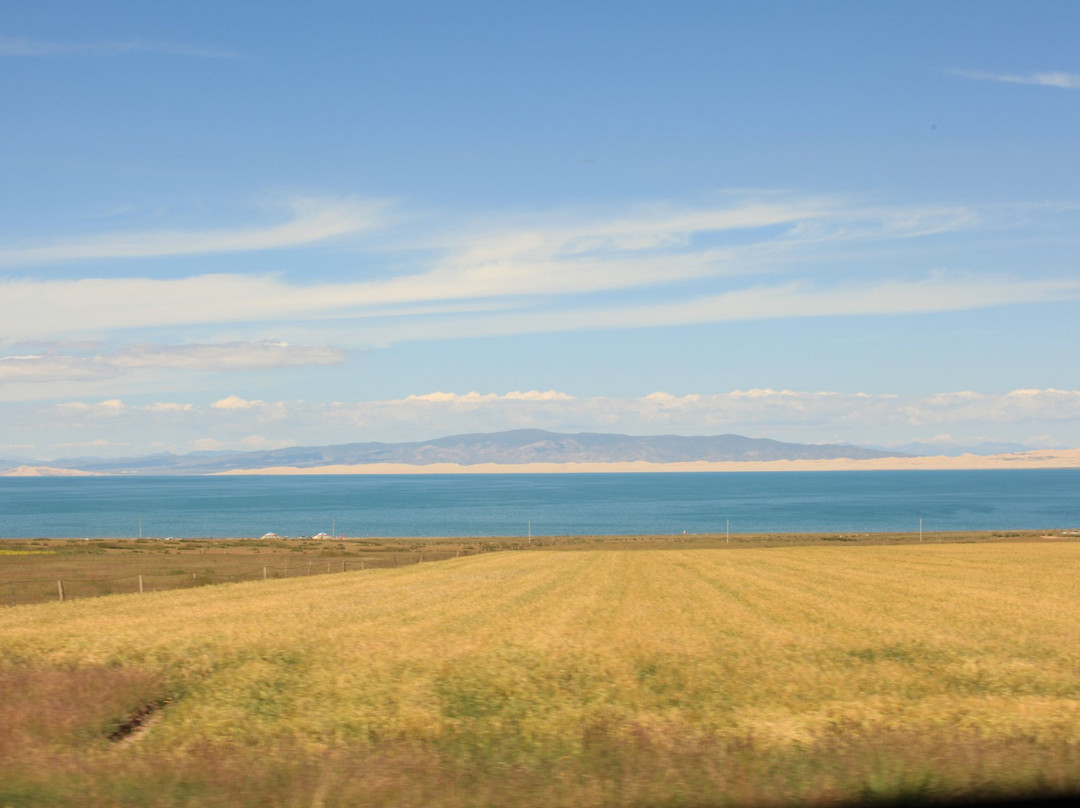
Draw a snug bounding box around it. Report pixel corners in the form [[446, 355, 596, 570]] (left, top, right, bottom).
[[0, 469, 1077, 538]]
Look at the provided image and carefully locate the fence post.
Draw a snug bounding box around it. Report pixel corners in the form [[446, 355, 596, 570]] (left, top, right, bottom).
[[263, 566, 268, 580], [307, 561, 312, 575], [327, 562, 331, 574], [57, 580, 64, 602], [342, 560, 346, 572], [192, 572, 197, 585], [10, 582, 15, 607], [360, 559, 364, 570], [138, 575, 144, 594]]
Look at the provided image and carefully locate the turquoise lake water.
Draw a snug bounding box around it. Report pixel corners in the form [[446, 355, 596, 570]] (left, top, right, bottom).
[[0, 470, 1077, 538]]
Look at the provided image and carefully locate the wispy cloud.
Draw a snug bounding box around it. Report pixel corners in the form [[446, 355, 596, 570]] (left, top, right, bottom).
[[0, 196, 383, 267], [3, 271, 1070, 344], [373, 275, 1080, 344], [0, 192, 1073, 352], [0, 193, 1022, 343], [110, 341, 345, 371], [951, 68, 1080, 89], [0, 341, 344, 384], [0, 33, 239, 60]]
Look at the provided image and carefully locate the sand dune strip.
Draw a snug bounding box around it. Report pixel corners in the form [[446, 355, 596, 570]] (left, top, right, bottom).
[[213, 447, 1080, 475]]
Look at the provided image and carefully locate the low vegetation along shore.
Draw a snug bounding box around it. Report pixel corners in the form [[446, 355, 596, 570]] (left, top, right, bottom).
[[2, 536, 1079, 806], [0, 530, 1067, 606]]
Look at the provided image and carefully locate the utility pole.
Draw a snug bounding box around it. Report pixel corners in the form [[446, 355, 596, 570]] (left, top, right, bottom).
[[919, 517, 923, 542]]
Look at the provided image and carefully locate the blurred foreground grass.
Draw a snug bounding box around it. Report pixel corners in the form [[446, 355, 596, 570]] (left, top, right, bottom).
[[2, 543, 1079, 806]]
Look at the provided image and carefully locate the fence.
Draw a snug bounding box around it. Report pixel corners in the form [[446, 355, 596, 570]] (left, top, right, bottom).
[[1, 548, 482, 607]]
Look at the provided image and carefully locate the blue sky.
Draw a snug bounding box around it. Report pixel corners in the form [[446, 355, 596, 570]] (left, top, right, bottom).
[[2, 1, 1079, 458]]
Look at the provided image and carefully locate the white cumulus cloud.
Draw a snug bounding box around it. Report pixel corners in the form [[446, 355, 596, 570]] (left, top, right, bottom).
[[211, 395, 264, 410]]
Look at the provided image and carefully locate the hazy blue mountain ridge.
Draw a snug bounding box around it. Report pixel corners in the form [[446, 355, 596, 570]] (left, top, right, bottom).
[[0, 429, 910, 474], [887, 441, 1035, 457]]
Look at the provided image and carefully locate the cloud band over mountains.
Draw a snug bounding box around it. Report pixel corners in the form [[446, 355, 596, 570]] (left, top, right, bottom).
[[4, 387, 1077, 459]]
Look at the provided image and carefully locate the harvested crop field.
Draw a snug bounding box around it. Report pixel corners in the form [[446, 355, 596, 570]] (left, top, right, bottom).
[[2, 543, 1080, 806]]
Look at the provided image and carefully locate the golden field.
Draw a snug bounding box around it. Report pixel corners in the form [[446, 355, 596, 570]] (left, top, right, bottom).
[[0, 530, 1050, 606], [2, 543, 1080, 806]]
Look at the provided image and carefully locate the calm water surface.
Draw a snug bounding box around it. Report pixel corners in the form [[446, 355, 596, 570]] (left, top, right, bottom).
[[0, 470, 1077, 538]]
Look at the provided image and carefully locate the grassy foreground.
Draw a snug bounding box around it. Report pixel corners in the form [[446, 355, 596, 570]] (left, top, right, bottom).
[[2, 543, 1080, 806]]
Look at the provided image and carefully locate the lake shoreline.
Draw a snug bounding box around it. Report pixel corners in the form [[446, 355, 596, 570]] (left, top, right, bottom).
[[208, 447, 1080, 475], [4, 447, 1079, 477]]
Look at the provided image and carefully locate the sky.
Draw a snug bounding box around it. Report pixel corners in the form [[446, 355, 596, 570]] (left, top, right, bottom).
[[2, 0, 1079, 459]]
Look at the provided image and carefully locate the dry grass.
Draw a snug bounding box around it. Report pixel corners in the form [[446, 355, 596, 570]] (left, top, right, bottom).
[[0, 529, 1060, 606], [2, 543, 1079, 806]]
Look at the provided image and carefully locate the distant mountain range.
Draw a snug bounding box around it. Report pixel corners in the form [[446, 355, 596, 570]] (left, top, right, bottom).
[[885, 440, 1034, 457], [0, 429, 910, 475]]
